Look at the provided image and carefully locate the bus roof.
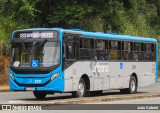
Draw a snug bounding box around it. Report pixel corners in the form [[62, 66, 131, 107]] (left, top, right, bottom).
[[15, 28, 157, 43], [62, 29, 157, 43]]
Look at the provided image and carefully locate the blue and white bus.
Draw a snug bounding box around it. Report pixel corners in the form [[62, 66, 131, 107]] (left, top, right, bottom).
[[9, 28, 158, 99]]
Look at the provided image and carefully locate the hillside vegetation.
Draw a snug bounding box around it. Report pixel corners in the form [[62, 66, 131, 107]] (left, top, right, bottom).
[[1, 0, 160, 39], [0, 0, 160, 84]]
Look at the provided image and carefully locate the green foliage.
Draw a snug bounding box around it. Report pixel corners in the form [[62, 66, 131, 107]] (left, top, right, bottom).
[[1, 0, 160, 76], [0, 0, 40, 41], [47, 1, 93, 28], [0, 0, 160, 40], [85, 16, 104, 32]]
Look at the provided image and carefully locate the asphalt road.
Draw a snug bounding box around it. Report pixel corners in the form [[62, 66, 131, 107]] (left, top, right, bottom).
[[94, 96, 160, 104], [0, 82, 159, 104], [0, 83, 160, 113], [1, 97, 160, 113], [44, 97, 160, 110]]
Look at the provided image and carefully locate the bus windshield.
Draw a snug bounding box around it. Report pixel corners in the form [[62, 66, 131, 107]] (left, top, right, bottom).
[[11, 41, 60, 68]]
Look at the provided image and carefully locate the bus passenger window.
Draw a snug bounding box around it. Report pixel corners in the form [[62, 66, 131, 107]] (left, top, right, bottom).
[[134, 52, 138, 61], [79, 37, 94, 60], [124, 42, 130, 51], [109, 40, 121, 60], [95, 39, 108, 60], [110, 41, 118, 50], [134, 42, 144, 61], [134, 43, 141, 51], [81, 38, 94, 49], [139, 43, 144, 61], [122, 42, 133, 61], [146, 43, 151, 52], [130, 42, 134, 51], [151, 44, 156, 61], [145, 43, 155, 61], [151, 44, 155, 52], [145, 43, 151, 61]]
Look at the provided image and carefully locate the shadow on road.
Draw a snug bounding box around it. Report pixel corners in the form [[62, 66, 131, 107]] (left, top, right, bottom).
[[14, 91, 148, 101]]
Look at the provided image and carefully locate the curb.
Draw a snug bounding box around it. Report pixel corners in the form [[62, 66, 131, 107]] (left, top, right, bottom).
[[10, 92, 160, 105], [0, 86, 10, 92], [0, 89, 11, 92]]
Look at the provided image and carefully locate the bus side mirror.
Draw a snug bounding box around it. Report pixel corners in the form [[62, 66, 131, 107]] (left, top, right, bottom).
[[2, 43, 6, 56]]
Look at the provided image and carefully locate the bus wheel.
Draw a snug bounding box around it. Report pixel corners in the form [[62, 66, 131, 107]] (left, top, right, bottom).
[[33, 91, 47, 99], [129, 76, 137, 94], [120, 76, 137, 94], [72, 78, 86, 98]]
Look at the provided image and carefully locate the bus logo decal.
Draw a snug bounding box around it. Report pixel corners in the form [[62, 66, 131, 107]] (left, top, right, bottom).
[[91, 62, 109, 74]]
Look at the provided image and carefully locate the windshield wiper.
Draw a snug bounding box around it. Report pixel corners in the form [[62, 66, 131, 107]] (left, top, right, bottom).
[[36, 39, 47, 50]]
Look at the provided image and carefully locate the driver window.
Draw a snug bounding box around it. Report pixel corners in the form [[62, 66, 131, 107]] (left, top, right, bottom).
[[65, 41, 75, 59]]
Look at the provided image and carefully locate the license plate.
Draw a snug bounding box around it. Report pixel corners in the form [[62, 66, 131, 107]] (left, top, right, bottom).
[[26, 87, 35, 91]]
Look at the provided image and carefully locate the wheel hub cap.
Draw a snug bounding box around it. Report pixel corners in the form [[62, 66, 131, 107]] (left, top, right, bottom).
[[131, 80, 136, 91], [78, 82, 84, 96]]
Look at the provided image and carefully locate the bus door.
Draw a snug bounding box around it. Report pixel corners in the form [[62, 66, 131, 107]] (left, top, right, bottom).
[[62, 33, 80, 91]]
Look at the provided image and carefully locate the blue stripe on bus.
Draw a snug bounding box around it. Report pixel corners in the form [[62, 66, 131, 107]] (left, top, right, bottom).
[[81, 32, 157, 42], [54, 28, 156, 42]]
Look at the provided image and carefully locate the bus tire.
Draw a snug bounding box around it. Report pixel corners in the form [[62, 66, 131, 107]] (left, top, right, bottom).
[[129, 76, 137, 94], [33, 91, 47, 99], [120, 76, 137, 94], [72, 78, 86, 98]]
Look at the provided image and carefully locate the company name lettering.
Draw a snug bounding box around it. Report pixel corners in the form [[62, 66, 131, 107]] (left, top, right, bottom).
[[92, 65, 109, 73]]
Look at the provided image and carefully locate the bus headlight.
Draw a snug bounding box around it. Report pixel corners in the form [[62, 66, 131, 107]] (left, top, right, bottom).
[[51, 72, 60, 81], [9, 73, 14, 80]]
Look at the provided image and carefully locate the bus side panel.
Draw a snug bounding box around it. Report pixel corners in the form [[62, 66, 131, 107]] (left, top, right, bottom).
[[107, 62, 155, 89], [123, 62, 139, 88], [116, 62, 155, 88], [105, 62, 138, 89], [63, 61, 156, 92], [138, 62, 156, 87], [64, 61, 95, 92], [121, 62, 155, 88]]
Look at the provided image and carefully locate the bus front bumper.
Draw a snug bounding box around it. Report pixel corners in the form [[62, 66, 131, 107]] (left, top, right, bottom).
[[9, 77, 64, 92]]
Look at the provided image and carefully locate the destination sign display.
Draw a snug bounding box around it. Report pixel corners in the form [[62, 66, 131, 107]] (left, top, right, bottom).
[[14, 31, 58, 39]]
